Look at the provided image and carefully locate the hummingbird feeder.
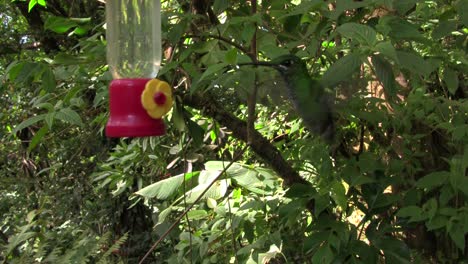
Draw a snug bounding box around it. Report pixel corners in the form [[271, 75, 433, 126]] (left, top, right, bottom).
[[105, 0, 172, 137]]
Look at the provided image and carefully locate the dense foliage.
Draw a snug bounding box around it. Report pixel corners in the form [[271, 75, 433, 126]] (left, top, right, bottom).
[[1, 0, 467, 263]]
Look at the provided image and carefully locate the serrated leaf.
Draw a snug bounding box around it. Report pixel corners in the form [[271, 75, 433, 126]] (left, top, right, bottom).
[[337, 23, 377, 46], [374, 41, 399, 62], [396, 51, 432, 76], [380, 16, 425, 42], [41, 66, 56, 91], [45, 112, 55, 129], [55, 108, 83, 126], [321, 53, 362, 88], [449, 224, 465, 250], [13, 114, 47, 134], [416, 171, 449, 190], [443, 68, 459, 95], [9, 62, 41, 84], [372, 54, 397, 100]]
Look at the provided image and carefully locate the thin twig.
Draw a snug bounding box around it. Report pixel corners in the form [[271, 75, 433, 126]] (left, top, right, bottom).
[[183, 34, 252, 59], [138, 145, 249, 264]]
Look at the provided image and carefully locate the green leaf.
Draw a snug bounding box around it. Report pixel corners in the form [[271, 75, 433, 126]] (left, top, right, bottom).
[[371, 54, 397, 100], [8, 62, 41, 84], [374, 41, 399, 62], [379, 16, 425, 42], [191, 62, 228, 92], [187, 210, 208, 220], [416, 171, 449, 190], [45, 112, 55, 129], [449, 224, 465, 250], [425, 215, 448, 231], [330, 181, 347, 209], [171, 103, 187, 131], [55, 108, 83, 126], [13, 114, 47, 134], [312, 244, 334, 264], [225, 48, 238, 65], [28, 0, 38, 12], [393, 0, 417, 15], [432, 20, 457, 39], [28, 125, 49, 152], [157, 206, 173, 224], [379, 237, 411, 263], [44, 16, 78, 33], [457, 0, 468, 26], [41, 66, 56, 91], [285, 183, 316, 198], [397, 206, 423, 219], [396, 51, 432, 76], [38, 0, 46, 6], [187, 119, 205, 147], [337, 23, 377, 46], [321, 53, 362, 88], [443, 68, 459, 95], [213, 0, 229, 13], [136, 173, 187, 199]]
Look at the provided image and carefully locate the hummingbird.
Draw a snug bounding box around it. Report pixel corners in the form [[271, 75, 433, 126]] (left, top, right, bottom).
[[247, 55, 335, 143]]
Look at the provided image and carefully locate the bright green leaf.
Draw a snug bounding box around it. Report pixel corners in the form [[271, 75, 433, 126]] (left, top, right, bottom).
[[44, 16, 78, 33]]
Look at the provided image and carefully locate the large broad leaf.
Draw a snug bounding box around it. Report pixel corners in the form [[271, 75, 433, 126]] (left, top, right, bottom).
[[457, 0, 468, 26], [396, 51, 432, 76], [379, 237, 411, 264], [44, 16, 78, 33], [443, 68, 459, 95], [379, 16, 425, 42], [337, 23, 377, 46], [136, 172, 199, 200], [55, 108, 83, 126], [321, 53, 362, 88], [393, 0, 417, 15], [371, 54, 397, 101], [415, 171, 449, 190], [13, 114, 47, 134]]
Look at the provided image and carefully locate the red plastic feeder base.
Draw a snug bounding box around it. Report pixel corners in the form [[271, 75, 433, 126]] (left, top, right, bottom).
[[106, 78, 166, 137]]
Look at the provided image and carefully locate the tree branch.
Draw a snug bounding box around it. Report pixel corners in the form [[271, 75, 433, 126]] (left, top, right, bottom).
[[183, 93, 309, 187]]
